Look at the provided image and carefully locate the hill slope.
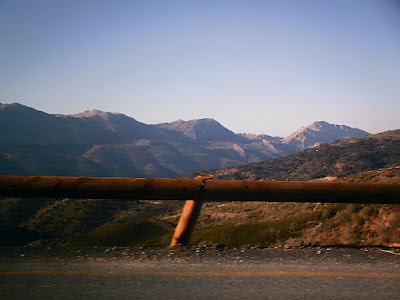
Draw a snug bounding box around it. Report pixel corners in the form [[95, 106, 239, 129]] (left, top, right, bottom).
[[2, 166, 400, 247], [190, 130, 400, 181]]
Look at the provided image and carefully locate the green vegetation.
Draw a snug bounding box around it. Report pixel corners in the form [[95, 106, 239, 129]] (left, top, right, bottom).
[[73, 220, 174, 247], [190, 211, 320, 248], [190, 204, 343, 248], [3, 193, 400, 247], [23, 198, 132, 244], [189, 202, 400, 248], [0, 196, 184, 246]]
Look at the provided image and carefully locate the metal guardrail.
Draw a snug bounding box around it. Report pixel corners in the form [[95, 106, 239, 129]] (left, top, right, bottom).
[[1, 175, 400, 245]]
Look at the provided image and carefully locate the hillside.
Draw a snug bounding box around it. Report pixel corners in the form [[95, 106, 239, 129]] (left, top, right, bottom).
[[336, 166, 400, 184], [2, 166, 400, 247], [190, 130, 400, 181]]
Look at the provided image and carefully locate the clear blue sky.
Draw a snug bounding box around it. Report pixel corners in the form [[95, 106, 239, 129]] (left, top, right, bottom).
[[1, 0, 399, 136]]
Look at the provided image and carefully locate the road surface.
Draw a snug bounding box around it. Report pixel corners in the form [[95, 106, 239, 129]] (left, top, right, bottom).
[[1, 246, 400, 299]]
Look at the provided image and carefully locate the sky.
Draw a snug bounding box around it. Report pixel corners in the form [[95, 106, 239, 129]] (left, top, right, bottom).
[[0, 0, 399, 137]]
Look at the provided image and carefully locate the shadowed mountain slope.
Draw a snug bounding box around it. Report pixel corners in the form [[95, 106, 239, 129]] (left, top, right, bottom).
[[0, 103, 182, 146]]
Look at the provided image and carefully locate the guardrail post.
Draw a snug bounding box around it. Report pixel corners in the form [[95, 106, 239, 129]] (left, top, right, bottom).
[[169, 199, 204, 246], [170, 176, 213, 246]]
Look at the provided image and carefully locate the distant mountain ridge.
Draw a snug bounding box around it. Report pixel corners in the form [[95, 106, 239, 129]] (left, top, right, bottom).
[[0, 103, 183, 146], [0, 103, 371, 177]]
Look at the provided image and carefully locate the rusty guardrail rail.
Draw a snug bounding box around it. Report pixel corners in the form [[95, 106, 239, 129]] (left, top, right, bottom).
[[1, 175, 400, 245]]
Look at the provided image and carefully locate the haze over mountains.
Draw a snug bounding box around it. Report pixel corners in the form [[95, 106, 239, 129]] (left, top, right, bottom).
[[0, 103, 370, 177]]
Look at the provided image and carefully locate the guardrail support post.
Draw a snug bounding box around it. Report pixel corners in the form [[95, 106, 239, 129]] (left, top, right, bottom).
[[170, 199, 204, 246], [170, 175, 213, 246]]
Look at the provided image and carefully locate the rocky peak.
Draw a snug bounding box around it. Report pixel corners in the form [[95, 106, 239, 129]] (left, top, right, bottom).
[[283, 121, 370, 150], [155, 118, 241, 141], [69, 109, 123, 120]]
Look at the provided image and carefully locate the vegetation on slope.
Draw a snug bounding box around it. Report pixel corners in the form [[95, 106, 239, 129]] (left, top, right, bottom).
[[0, 198, 48, 245], [0, 197, 183, 246], [189, 130, 400, 181], [3, 167, 400, 247], [72, 220, 174, 247]]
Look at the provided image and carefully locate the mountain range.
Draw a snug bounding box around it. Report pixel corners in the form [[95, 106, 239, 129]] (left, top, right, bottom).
[[0, 103, 370, 177]]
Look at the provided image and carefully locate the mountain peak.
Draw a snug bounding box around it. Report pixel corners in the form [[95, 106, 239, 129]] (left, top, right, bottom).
[[308, 121, 355, 132], [283, 121, 370, 150], [170, 118, 218, 125], [0, 102, 39, 112], [155, 118, 240, 141], [70, 109, 123, 119], [308, 120, 329, 129]]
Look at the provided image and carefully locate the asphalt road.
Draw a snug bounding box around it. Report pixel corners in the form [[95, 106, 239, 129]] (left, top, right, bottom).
[[1, 246, 400, 299]]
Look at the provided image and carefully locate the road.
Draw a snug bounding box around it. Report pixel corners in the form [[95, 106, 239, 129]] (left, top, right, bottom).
[[1, 246, 400, 299]]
